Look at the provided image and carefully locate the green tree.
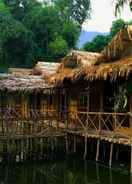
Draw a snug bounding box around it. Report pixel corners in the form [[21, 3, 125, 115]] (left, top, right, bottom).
[[23, 4, 79, 61], [0, 0, 91, 66], [3, 0, 41, 21], [53, 0, 91, 27], [83, 35, 110, 52], [0, 2, 38, 68], [23, 6, 62, 60], [83, 19, 132, 53], [49, 35, 68, 61], [62, 21, 80, 48], [110, 19, 125, 37]]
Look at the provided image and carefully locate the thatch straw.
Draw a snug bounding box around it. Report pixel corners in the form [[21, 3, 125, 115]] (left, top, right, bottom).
[[49, 50, 101, 84], [0, 74, 52, 92], [81, 57, 132, 81], [50, 26, 132, 84], [8, 68, 33, 76], [99, 25, 132, 63], [33, 62, 60, 76]]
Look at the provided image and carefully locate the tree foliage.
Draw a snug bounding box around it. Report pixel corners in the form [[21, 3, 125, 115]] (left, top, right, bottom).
[[83, 35, 110, 52], [53, 0, 91, 26], [3, 0, 41, 21], [49, 35, 68, 61], [110, 19, 125, 37], [0, 0, 90, 68], [0, 2, 37, 69], [83, 19, 132, 53]]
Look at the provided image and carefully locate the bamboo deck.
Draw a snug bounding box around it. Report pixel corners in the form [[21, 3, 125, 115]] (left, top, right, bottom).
[[0, 110, 131, 145], [0, 108, 132, 171]]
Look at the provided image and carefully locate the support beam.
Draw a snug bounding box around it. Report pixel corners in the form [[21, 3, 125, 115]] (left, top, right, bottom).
[[96, 163, 100, 182], [109, 143, 113, 167], [21, 94, 28, 118], [73, 135, 76, 153], [83, 135, 87, 160], [129, 96, 132, 173], [65, 134, 69, 154], [109, 168, 113, 184], [115, 144, 119, 161], [131, 142, 132, 173], [96, 139, 100, 162]]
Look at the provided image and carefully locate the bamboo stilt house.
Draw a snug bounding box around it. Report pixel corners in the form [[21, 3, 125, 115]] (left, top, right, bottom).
[[0, 26, 132, 170], [0, 62, 60, 119], [47, 26, 132, 136]]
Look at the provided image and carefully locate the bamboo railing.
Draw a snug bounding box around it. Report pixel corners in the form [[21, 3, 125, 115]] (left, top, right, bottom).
[[0, 108, 131, 142], [67, 111, 131, 140]]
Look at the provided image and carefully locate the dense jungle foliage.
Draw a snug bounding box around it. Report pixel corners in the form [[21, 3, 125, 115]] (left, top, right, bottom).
[[0, 0, 131, 71], [0, 0, 91, 70]]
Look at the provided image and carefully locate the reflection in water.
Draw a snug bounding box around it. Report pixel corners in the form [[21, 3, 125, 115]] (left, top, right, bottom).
[[0, 158, 130, 184]]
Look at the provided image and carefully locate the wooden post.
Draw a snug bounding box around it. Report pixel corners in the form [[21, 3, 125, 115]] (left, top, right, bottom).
[[83, 134, 87, 160], [129, 96, 132, 173], [131, 141, 132, 173], [109, 168, 113, 184], [115, 144, 119, 161], [73, 135, 76, 153], [84, 159, 88, 183], [21, 94, 28, 118], [65, 134, 69, 154], [109, 143, 113, 167], [96, 163, 100, 182], [51, 138, 54, 152], [130, 173, 132, 184], [129, 96, 132, 127], [96, 139, 100, 161]]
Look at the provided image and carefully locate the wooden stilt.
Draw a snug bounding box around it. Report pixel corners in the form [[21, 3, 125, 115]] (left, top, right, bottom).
[[96, 163, 100, 182], [103, 142, 106, 160], [131, 143, 132, 173], [115, 144, 119, 161], [51, 138, 54, 152], [109, 143, 113, 167], [130, 173, 132, 184], [83, 135, 87, 160], [73, 135, 76, 153], [96, 139, 100, 161], [84, 159, 88, 183], [65, 134, 69, 154], [109, 168, 113, 184], [55, 137, 57, 152]]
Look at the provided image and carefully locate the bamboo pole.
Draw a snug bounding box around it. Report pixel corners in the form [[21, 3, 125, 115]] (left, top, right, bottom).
[[83, 134, 87, 160], [96, 139, 100, 161], [65, 134, 69, 154], [115, 144, 119, 161], [73, 135, 76, 153], [109, 143, 113, 167], [129, 96, 132, 173], [131, 141, 132, 173]]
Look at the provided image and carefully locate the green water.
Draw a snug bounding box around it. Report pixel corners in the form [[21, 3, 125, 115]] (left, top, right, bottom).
[[0, 158, 130, 184]]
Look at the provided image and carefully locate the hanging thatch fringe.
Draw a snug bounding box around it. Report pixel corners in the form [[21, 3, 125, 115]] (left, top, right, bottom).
[[49, 26, 132, 85]]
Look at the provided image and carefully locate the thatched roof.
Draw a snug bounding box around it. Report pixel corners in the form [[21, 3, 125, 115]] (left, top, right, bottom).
[[49, 50, 101, 84], [8, 68, 33, 76], [33, 62, 60, 76], [78, 56, 132, 81], [100, 25, 132, 63], [80, 25, 132, 81], [50, 26, 132, 84], [0, 74, 52, 92]]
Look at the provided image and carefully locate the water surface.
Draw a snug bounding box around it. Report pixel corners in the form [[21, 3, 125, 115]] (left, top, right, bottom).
[[0, 158, 130, 184]]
